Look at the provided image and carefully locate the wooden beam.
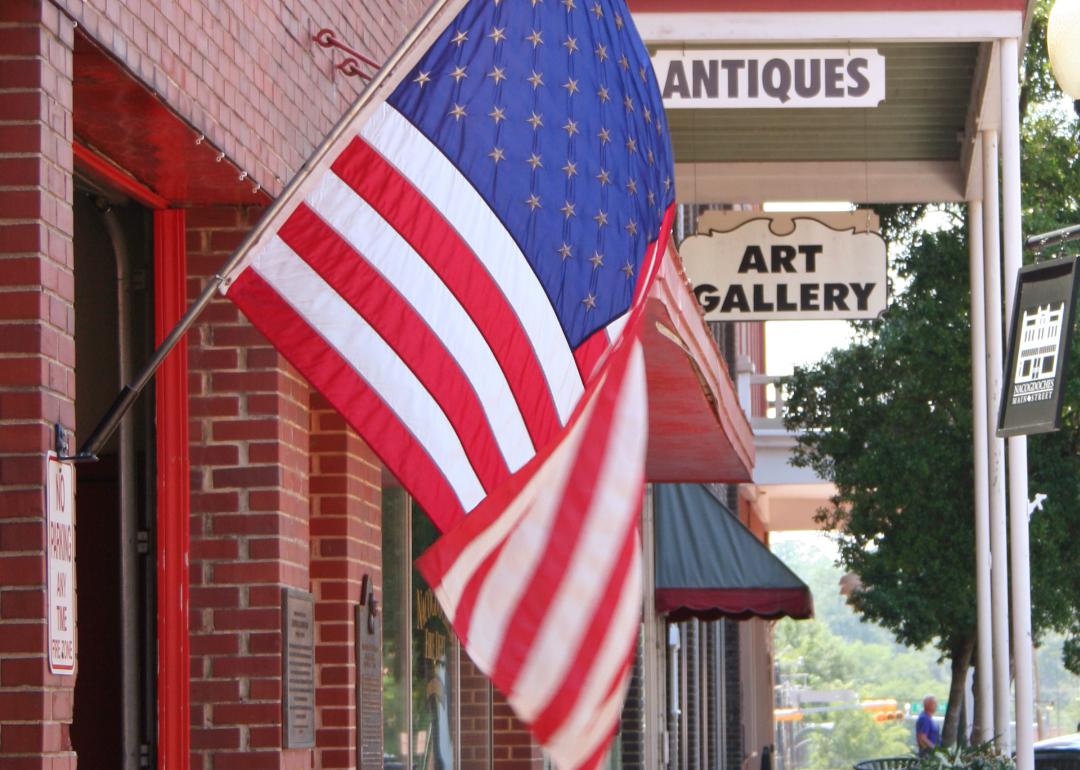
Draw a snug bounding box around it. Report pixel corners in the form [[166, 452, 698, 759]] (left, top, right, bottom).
[[674, 159, 966, 203]]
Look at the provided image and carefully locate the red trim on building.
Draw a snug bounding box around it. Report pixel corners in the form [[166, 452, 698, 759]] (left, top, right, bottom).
[[72, 33, 271, 207], [628, 0, 1024, 11], [72, 142, 170, 209], [655, 587, 813, 621], [73, 135, 193, 770], [643, 246, 755, 483], [155, 209, 191, 770]]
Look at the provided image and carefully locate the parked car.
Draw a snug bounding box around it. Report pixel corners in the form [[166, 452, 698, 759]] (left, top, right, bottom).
[[1034, 733, 1080, 770]]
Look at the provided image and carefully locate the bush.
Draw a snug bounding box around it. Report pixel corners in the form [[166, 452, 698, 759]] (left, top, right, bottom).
[[913, 742, 1015, 770]]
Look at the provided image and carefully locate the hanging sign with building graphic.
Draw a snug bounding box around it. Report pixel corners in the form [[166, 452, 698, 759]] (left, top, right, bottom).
[[680, 212, 888, 322], [46, 451, 75, 675], [998, 255, 1080, 437], [651, 49, 886, 109]]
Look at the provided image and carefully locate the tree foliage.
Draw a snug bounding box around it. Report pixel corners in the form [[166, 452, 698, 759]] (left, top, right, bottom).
[[781, 0, 1080, 741], [773, 537, 951, 707], [1018, 0, 1080, 674], [782, 225, 977, 743], [807, 711, 911, 770]]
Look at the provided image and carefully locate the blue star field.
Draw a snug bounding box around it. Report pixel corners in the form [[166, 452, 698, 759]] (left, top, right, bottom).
[[389, 0, 675, 349]]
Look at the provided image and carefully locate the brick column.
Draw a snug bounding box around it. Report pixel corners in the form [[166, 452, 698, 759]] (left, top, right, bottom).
[[492, 693, 543, 770], [308, 394, 383, 770], [0, 1, 76, 767], [459, 655, 492, 770], [185, 206, 312, 770]]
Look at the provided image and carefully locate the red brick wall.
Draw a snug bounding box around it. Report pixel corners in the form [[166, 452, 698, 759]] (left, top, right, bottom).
[[492, 694, 543, 770], [186, 205, 313, 770], [0, 0, 551, 768], [308, 395, 383, 770], [51, 0, 426, 198], [0, 1, 77, 767], [460, 656, 492, 770]]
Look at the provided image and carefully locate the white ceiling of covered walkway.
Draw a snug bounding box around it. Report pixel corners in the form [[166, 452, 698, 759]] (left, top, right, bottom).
[[630, 0, 1035, 204]]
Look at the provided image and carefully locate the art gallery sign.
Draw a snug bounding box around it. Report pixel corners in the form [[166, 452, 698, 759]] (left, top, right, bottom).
[[680, 212, 888, 322], [651, 49, 886, 109]]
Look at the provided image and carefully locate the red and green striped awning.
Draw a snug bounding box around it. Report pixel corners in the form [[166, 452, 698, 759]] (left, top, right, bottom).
[[654, 484, 814, 622]]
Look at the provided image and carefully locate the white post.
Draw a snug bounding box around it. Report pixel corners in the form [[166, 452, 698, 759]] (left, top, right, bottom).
[[968, 198, 994, 744], [982, 126, 1011, 752], [642, 487, 662, 770], [1001, 35, 1035, 770]]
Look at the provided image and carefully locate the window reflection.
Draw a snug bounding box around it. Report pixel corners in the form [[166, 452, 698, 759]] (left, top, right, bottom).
[[412, 510, 455, 770], [382, 482, 491, 770], [382, 485, 410, 770]]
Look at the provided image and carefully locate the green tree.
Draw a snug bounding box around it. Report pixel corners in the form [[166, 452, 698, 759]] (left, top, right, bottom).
[[783, 224, 977, 747], [1019, 4, 1080, 677], [807, 710, 911, 770], [773, 537, 950, 707], [782, 0, 1080, 747], [776, 617, 858, 690], [774, 538, 897, 647]]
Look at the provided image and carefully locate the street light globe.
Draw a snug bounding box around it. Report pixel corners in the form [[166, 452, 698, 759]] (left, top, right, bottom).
[[1048, 0, 1080, 101]]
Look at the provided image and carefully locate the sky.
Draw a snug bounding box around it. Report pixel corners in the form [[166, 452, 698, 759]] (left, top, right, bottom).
[[766, 319, 854, 376]]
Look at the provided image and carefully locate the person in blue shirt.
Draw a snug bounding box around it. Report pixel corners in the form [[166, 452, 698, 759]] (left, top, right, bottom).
[[916, 696, 942, 755]]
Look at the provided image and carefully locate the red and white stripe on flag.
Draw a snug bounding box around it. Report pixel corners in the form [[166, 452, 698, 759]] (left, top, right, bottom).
[[224, 102, 588, 534], [416, 330, 649, 770]]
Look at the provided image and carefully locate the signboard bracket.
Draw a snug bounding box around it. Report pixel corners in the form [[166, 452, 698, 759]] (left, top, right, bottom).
[[54, 423, 69, 457]]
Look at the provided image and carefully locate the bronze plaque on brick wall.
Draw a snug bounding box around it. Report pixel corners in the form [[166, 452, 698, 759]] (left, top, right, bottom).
[[356, 593, 382, 767], [282, 589, 315, 748]]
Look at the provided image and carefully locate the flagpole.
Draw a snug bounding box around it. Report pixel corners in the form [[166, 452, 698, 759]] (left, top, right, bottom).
[[60, 0, 465, 463]]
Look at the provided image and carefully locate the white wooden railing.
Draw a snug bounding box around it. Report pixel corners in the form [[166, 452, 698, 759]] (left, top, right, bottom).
[[736, 362, 790, 431]]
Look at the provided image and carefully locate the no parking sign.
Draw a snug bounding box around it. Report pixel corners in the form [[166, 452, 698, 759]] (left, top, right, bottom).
[[46, 451, 75, 675]]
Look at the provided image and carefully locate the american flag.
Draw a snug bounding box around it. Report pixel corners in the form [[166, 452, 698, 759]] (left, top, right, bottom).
[[222, 0, 674, 764], [415, 325, 653, 770]]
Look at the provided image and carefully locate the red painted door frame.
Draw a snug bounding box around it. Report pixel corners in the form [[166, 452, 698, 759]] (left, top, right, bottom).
[[73, 142, 191, 770], [154, 209, 191, 770]]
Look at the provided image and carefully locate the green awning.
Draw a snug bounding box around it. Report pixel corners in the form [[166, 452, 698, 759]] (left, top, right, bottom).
[[654, 484, 813, 621]]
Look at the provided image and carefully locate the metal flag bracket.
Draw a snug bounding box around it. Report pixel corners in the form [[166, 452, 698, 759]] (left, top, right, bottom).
[[313, 28, 382, 81]]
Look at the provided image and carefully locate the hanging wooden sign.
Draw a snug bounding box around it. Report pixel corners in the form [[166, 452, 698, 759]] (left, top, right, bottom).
[[652, 49, 886, 109], [680, 213, 888, 321]]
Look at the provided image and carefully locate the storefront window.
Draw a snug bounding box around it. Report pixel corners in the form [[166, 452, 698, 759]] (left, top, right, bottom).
[[382, 480, 492, 770], [412, 510, 456, 770], [383, 485, 411, 770]]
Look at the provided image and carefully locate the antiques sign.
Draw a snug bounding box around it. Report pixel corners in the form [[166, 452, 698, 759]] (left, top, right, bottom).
[[651, 49, 886, 109], [680, 215, 888, 321], [282, 589, 315, 748], [46, 452, 75, 675], [998, 255, 1079, 437]]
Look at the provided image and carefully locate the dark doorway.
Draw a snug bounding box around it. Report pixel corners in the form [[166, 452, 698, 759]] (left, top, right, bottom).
[[71, 186, 158, 770]]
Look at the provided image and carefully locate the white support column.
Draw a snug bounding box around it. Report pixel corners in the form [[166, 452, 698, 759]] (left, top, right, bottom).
[[642, 486, 662, 770], [1000, 35, 1035, 770], [982, 126, 1011, 753], [968, 198, 994, 745]]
